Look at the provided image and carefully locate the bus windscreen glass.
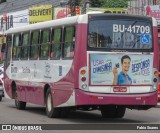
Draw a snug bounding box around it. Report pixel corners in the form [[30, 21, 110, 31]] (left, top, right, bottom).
[[88, 20, 152, 50]]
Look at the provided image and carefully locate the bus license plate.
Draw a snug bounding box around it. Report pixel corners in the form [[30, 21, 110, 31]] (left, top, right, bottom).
[[113, 87, 127, 92]]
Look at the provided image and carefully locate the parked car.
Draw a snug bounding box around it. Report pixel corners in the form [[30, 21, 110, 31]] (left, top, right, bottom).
[[0, 64, 4, 101], [0, 79, 3, 101]]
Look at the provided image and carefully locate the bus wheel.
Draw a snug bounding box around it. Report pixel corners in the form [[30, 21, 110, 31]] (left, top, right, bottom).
[[115, 106, 126, 118], [46, 89, 61, 118], [0, 95, 2, 101], [15, 91, 26, 110], [100, 105, 116, 118]]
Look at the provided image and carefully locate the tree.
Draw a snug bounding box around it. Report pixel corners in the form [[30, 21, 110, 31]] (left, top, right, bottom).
[[90, 0, 105, 7], [90, 0, 128, 8], [103, 0, 128, 8], [74, 0, 129, 14]]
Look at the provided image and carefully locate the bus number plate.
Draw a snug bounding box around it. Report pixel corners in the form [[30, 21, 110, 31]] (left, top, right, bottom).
[[113, 87, 127, 92]]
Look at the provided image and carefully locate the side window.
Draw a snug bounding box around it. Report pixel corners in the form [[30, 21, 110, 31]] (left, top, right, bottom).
[[6, 35, 12, 60], [30, 31, 39, 59], [13, 34, 21, 59], [50, 28, 61, 59], [5, 35, 12, 67], [40, 30, 50, 59], [63, 26, 75, 58], [21, 32, 30, 59]]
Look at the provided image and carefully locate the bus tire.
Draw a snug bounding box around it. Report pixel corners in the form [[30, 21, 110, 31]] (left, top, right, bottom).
[[46, 88, 61, 118], [100, 105, 116, 118], [0, 95, 2, 101], [115, 106, 126, 118], [15, 91, 26, 110]]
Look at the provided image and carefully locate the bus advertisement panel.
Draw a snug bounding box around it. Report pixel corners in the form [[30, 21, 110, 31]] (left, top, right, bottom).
[[90, 54, 153, 85]]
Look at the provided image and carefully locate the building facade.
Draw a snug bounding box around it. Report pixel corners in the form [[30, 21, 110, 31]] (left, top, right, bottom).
[[0, 0, 67, 14], [0, 0, 70, 60]]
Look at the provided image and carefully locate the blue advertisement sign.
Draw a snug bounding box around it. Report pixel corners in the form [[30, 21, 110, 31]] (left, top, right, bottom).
[[90, 54, 153, 85]]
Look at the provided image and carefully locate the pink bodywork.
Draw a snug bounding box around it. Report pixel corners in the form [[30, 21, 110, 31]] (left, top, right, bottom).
[[4, 22, 158, 107]]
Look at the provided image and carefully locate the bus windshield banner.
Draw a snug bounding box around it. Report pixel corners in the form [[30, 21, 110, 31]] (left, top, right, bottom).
[[90, 53, 153, 85]]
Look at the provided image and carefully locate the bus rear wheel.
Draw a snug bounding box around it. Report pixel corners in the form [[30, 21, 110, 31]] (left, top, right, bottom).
[[15, 91, 26, 110], [115, 106, 126, 118], [100, 105, 116, 118], [100, 105, 126, 118], [46, 89, 61, 118]]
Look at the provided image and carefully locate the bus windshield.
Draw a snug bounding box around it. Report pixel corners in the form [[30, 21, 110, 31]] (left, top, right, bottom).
[[88, 19, 152, 50]]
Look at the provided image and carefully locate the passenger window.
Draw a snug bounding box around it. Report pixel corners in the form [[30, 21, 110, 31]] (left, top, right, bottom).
[[13, 34, 21, 59], [6, 35, 12, 60], [21, 33, 30, 59], [30, 31, 39, 59], [63, 26, 75, 58], [40, 30, 50, 59], [50, 28, 61, 60], [5, 35, 12, 67], [32, 31, 39, 44]]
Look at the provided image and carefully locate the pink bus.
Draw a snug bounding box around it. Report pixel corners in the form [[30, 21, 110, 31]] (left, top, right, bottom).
[[4, 13, 159, 118]]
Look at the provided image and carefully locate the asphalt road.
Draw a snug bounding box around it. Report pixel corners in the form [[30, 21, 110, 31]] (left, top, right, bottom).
[[0, 97, 160, 133]]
